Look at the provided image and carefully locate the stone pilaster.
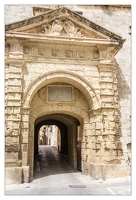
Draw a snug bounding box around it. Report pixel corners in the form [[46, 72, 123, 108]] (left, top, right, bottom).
[[81, 122, 91, 175], [20, 108, 30, 166], [98, 63, 122, 163], [5, 61, 23, 166], [5, 41, 25, 183], [87, 46, 129, 179]]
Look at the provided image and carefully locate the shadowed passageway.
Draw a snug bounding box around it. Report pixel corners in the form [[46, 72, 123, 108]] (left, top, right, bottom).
[[34, 145, 78, 179]]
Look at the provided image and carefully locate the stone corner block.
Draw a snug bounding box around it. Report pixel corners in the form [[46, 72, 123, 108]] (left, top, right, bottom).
[[89, 163, 130, 180], [5, 167, 22, 185]]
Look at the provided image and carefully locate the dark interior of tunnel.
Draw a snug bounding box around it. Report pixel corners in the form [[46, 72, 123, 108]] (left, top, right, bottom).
[[33, 114, 81, 176], [34, 119, 68, 156]]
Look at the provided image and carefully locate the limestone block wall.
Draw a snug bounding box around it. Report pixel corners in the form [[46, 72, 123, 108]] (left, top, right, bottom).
[[23, 62, 99, 96], [77, 5, 131, 166]]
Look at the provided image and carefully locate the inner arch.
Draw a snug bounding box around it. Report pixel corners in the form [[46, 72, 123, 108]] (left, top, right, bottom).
[[34, 113, 82, 176], [23, 70, 100, 110]]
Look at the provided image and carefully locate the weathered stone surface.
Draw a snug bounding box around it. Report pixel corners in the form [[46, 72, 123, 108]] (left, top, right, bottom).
[[22, 166, 29, 183], [5, 152, 19, 159], [5, 158, 22, 167], [21, 129, 28, 143], [5, 128, 20, 136], [5, 136, 19, 144], [5, 167, 22, 184], [48, 85, 72, 102], [5, 144, 20, 152], [5, 5, 131, 183], [89, 163, 129, 180]]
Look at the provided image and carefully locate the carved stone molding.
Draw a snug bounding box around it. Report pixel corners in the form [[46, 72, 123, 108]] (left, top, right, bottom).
[[5, 159, 22, 167], [5, 127, 20, 136], [22, 144, 28, 152], [38, 86, 81, 102], [104, 159, 121, 164], [74, 88, 80, 101], [23, 47, 31, 55], [38, 87, 46, 100], [23, 46, 99, 60], [41, 19, 84, 38], [33, 6, 83, 16], [5, 144, 20, 152]]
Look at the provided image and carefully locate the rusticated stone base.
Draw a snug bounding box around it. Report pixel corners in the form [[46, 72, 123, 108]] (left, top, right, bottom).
[[5, 167, 22, 185], [5, 166, 30, 184], [89, 163, 130, 180]]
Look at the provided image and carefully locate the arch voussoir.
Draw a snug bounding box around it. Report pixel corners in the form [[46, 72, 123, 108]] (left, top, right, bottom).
[[23, 70, 100, 111]]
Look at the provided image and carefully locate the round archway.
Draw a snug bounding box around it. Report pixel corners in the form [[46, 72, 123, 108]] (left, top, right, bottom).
[[24, 71, 98, 181], [34, 113, 81, 177], [23, 70, 100, 110]]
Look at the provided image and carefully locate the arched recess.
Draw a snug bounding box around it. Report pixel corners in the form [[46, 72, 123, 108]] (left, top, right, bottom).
[[33, 113, 82, 177], [23, 70, 101, 110], [34, 113, 80, 157], [28, 108, 89, 180], [25, 70, 100, 180], [30, 105, 89, 125]]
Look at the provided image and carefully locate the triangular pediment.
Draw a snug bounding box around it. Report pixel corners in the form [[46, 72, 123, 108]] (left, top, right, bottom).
[[5, 7, 122, 41]]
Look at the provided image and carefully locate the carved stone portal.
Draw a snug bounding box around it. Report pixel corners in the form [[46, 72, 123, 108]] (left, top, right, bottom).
[[5, 6, 130, 185]]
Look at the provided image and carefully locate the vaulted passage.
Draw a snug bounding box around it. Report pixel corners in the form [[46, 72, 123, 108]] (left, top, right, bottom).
[[34, 114, 81, 178], [34, 145, 79, 179]]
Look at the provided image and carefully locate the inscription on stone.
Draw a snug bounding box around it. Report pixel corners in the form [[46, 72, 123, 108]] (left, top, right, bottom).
[[48, 86, 72, 102]]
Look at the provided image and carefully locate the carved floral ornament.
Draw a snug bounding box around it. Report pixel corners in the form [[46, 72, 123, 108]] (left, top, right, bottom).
[[41, 19, 84, 37], [23, 46, 99, 60]]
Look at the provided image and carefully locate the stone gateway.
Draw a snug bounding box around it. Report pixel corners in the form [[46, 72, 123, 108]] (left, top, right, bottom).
[[5, 5, 131, 184]]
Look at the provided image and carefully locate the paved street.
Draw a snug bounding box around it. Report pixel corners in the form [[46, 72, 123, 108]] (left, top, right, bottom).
[[5, 145, 131, 195]]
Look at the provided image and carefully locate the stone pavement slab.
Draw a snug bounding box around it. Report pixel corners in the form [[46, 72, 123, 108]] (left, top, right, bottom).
[[5, 175, 131, 195]]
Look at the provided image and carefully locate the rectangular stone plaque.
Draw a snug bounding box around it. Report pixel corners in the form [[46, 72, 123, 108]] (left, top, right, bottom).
[[48, 86, 72, 102]]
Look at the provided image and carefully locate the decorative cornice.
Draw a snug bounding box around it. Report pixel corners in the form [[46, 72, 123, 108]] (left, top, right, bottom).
[[6, 57, 25, 65], [5, 7, 122, 41], [23, 46, 99, 61], [33, 6, 83, 16]]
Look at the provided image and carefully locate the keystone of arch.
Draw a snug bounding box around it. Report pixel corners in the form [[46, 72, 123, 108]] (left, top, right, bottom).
[[23, 70, 101, 110]]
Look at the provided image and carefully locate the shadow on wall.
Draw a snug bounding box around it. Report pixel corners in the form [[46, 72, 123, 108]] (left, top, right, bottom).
[[115, 60, 131, 138], [116, 65, 131, 100]]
